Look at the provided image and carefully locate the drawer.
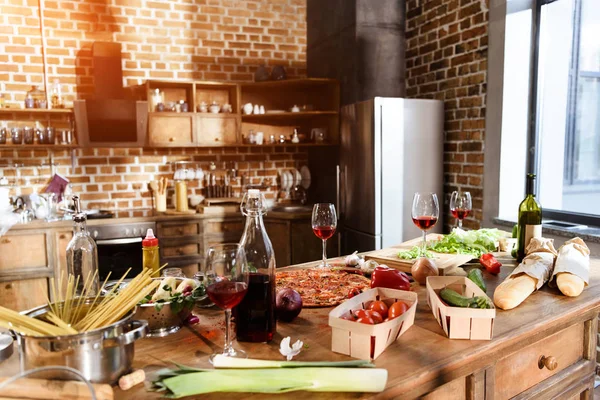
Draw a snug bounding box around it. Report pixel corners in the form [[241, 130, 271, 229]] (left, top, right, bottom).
[[163, 243, 201, 257], [423, 377, 466, 399], [495, 322, 584, 399], [0, 278, 48, 311], [159, 223, 200, 237], [204, 219, 244, 234], [179, 263, 200, 277], [0, 234, 47, 271]]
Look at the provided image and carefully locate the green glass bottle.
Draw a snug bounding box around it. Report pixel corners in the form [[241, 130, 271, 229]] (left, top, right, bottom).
[[517, 174, 542, 261]]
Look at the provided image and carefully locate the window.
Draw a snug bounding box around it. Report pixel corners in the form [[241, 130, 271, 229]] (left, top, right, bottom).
[[499, 0, 600, 223]]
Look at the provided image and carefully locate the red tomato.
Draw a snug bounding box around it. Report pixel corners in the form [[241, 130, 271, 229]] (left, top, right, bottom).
[[388, 301, 409, 319], [353, 309, 369, 319], [368, 300, 389, 319], [339, 311, 356, 321], [348, 288, 362, 299], [366, 310, 383, 324], [356, 316, 375, 325]]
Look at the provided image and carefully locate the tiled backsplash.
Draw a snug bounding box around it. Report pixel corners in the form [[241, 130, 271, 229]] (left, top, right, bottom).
[[0, 146, 308, 210]]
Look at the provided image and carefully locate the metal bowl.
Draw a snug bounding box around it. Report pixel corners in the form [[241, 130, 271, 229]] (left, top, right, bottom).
[[103, 277, 198, 337], [17, 299, 148, 384]]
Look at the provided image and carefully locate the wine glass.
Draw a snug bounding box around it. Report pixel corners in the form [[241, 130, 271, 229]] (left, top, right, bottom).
[[411, 193, 439, 256], [449, 191, 472, 229], [312, 203, 337, 268], [205, 243, 249, 362]]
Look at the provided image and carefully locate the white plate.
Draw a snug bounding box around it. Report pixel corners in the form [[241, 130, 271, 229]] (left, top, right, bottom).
[[300, 165, 311, 189], [279, 170, 289, 190], [284, 170, 294, 191]]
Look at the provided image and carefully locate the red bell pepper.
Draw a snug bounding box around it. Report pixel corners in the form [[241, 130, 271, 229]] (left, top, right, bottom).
[[480, 253, 502, 274], [370, 266, 411, 291]]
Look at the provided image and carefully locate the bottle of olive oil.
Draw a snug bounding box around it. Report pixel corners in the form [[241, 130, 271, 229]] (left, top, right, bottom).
[[517, 174, 542, 261]]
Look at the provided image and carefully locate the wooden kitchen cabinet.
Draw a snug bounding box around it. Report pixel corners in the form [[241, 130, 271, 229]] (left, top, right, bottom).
[[0, 233, 48, 271], [0, 278, 48, 311], [290, 220, 337, 265], [156, 220, 203, 276], [196, 115, 238, 146], [264, 220, 291, 267], [148, 113, 195, 147]]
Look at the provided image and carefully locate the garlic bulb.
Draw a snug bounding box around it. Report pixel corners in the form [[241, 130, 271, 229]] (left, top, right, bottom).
[[345, 251, 363, 267]]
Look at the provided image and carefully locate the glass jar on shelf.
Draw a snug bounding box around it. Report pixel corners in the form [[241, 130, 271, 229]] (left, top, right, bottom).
[[50, 79, 64, 109], [26, 86, 46, 109]]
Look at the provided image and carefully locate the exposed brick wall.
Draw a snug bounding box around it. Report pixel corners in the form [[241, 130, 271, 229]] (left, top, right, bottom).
[[0, 146, 307, 210], [0, 0, 307, 210], [0, 0, 307, 103], [405, 0, 488, 230]]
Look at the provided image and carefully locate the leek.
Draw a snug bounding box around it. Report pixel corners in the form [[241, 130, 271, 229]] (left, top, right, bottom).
[[212, 354, 375, 368], [152, 368, 388, 397]]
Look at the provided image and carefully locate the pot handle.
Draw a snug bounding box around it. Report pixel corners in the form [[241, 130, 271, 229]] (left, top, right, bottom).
[[104, 320, 148, 348]]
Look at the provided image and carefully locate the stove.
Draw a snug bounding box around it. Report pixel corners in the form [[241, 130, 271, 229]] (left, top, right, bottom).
[[92, 222, 156, 281]]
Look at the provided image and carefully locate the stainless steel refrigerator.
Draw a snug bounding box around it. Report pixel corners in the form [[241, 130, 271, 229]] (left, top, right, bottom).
[[338, 97, 444, 254]]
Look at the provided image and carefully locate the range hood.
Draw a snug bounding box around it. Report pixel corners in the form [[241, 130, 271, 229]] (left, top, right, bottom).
[[74, 42, 146, 147]]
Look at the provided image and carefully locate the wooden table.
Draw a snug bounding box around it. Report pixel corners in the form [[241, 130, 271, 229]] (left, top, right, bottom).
[[1, 255, 599, 399]]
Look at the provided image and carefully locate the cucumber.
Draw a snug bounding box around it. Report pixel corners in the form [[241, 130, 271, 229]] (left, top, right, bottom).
[[467, 269, 486, 292], [440, 288, 492, 309], [440, 288, 473, 308]]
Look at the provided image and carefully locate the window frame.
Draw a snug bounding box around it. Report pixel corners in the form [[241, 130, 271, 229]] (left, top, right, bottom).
[[484, 0, 600, 227]]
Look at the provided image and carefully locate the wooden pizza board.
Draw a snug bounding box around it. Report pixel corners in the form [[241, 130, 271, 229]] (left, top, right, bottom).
[[364, 234, 474, 276]]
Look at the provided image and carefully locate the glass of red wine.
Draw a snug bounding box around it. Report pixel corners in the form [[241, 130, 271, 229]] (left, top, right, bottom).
[[411, 192, 439, 256], [205, 243, 249, 362], [450, 190, 472, 229], [312, 203, 337, 268]]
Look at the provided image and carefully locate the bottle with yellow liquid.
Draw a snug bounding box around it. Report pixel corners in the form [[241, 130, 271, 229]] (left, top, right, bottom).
[[142, 228, 160, 277]]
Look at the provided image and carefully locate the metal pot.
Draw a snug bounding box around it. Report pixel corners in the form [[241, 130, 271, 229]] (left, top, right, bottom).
[[15, 301, 148, 384]]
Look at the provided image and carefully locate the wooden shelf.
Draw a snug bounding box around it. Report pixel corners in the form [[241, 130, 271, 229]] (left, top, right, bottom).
[[0, 108, 73, 115], [242, 111, 338, 120], [0, 144, 78, 149], [241, 78, 338, 89], [149, 111, 239, 118]]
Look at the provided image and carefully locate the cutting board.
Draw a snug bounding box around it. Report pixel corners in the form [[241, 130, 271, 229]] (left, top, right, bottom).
[[364, 234, 474, 276]]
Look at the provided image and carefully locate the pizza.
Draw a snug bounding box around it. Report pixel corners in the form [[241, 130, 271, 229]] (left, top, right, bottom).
[[276, 268, 371, 307]]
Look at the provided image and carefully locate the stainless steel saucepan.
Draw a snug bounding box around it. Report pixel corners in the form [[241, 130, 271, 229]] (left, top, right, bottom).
[[14, 300, 148, 384]]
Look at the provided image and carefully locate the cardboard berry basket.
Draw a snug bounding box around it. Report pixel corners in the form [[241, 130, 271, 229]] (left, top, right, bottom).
[[426, 276, 496, 340], [328, 287, 417, 360]]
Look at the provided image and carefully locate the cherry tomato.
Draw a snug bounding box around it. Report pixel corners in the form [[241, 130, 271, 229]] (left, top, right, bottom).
[[356, 316, 375, 325], [368, 300, 389, 319], [339, 311, 356, 321], [388, 301, 409, 319], [366, 310, 383, 324], [353, 309, 369, 319], [348, 288, 362, 299]]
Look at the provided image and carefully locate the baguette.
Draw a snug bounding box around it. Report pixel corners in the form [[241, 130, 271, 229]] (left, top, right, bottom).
[[493, 274, 537, 310], [556, 272, 585, 297]]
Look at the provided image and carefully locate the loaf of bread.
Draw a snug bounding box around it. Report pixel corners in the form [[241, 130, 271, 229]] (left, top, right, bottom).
[[556, 272, 585, 297], [553, 238, 590, 297], [493, 274, 537, 310]]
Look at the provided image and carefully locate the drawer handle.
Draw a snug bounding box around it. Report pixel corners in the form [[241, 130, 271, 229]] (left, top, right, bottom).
[[169, 137, 175, 142], [1, 238, 10, 244], [177, 248, 184, 255], [214, 137, 220, 142], [59, 234, 67, 239], [5, 283, 12, 290], [177, 228, 184, 234], [538, 355, 558, 371]]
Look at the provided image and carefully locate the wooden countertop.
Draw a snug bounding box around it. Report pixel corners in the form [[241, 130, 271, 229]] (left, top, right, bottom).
[[1, 255, 599, 399], [6, 208, 312, 232]]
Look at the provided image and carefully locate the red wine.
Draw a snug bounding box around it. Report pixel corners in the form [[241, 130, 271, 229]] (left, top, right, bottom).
[[207, 280, 248, 309], [233, 273, 276, 343], [450, 208, 470, 220], [313, 225, 336, 240], [412, 216, 437, 230]]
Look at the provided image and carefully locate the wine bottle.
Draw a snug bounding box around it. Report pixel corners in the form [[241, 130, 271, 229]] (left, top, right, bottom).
[[517, 174, 542, 261]]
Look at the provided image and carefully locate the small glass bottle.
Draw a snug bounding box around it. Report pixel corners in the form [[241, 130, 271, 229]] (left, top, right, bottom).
[[66, 195, 99, 295], [50, 79, 64, 109], [234, 189, 276, 342]]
